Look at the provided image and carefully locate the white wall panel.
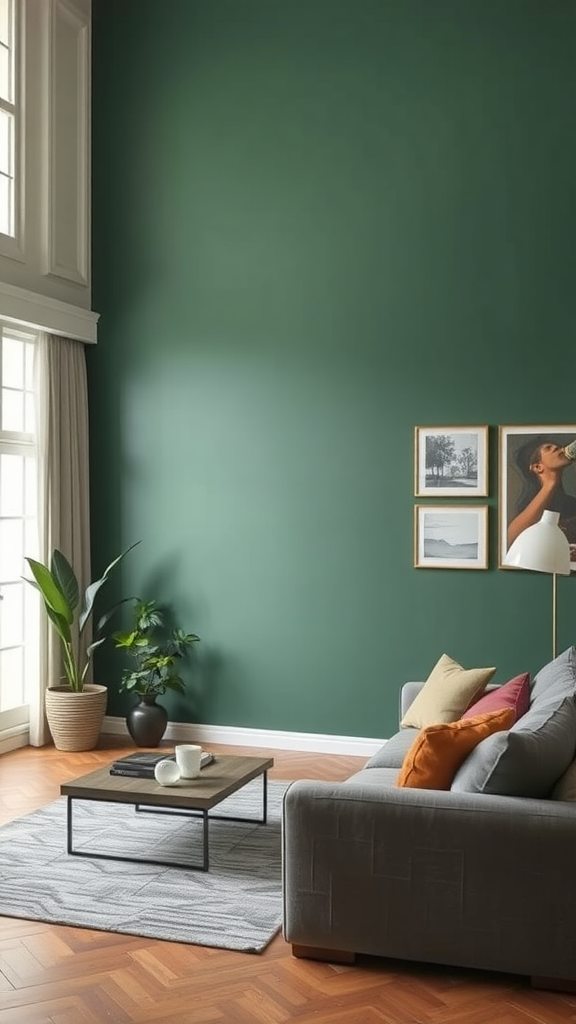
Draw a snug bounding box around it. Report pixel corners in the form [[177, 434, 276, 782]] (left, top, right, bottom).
[[0, 0, 94, 331], [42, 0, 90, 287]]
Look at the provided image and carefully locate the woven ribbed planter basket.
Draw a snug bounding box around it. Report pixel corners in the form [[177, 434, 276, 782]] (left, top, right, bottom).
[[45, 684, 108, 752]]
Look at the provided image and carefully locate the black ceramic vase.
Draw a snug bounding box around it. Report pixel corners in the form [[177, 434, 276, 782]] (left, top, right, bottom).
[[126, 694, 168, 747]]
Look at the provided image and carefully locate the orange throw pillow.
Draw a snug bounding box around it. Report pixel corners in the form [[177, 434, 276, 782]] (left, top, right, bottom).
[[397, 707, 515, 790]]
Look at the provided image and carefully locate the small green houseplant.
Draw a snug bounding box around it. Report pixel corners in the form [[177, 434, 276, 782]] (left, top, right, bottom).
[[24, 543, 138, 751], [113, 598, 200, 746]]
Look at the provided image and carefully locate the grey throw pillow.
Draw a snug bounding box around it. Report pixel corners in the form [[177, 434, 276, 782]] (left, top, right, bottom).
[[452, 647, 576, 798], [529, 645, 576, 703], [365, 729, 419, 770]]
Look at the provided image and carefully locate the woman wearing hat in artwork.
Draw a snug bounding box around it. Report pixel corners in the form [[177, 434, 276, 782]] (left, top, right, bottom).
[[507, 436, 576, 552]]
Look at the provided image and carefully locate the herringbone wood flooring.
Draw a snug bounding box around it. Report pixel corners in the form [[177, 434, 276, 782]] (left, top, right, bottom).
[[1, 738, 575, 1023]]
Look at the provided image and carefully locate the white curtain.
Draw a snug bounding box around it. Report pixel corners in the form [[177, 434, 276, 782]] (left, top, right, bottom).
[[29, 333, 91, 746]]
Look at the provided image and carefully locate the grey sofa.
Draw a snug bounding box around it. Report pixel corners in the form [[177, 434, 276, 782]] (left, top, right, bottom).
[[282, 647, 576, 988]]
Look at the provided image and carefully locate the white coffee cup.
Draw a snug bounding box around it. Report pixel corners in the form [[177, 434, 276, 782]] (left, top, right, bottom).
[[154, 759, 181, 786], [175, 744, 202, 779]]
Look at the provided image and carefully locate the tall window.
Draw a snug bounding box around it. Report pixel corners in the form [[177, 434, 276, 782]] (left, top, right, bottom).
[[0, 0, 17, 238], [0, 325, 37, 733]]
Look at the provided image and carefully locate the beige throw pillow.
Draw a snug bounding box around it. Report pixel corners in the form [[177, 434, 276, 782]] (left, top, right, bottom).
[[400, 653, 496, 730]]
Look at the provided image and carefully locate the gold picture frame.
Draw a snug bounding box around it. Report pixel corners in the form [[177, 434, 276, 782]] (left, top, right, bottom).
[[414, 425, 489, 497], [499, 424, 576, 569], [414, 505, 489, 570]]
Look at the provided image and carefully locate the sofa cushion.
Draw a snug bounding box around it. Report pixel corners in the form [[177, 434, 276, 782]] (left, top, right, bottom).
[[344, 767, 400, 788], [400, 653, 496, 730], [461, 672, 530, 723], [396, 708, 515, 790], [452, 647, 576, 798], [551, 758, 576, 801], [365, 728, 420, 769]]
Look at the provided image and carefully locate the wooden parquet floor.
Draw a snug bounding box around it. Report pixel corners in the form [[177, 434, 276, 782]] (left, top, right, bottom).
[[1, 738, 575, 1024]]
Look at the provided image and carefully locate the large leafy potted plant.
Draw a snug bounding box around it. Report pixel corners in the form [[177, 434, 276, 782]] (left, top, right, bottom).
[[24, 543, 138, 751], [114, 598, 200, 747]]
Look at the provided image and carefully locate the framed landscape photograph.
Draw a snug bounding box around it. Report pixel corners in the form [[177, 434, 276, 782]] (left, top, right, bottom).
[[414, 426, 488, 497], [414, 505, 488, 570], [499, 424, 576, 570]]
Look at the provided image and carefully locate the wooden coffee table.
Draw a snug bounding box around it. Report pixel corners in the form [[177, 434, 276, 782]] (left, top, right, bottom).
[[60, 753, 274, 871]]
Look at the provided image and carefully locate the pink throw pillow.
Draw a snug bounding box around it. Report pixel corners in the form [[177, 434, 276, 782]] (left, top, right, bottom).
[[461, 672, 530, 723]]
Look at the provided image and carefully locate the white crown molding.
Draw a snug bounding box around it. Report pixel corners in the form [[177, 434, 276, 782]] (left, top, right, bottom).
[[102, 716, 387, 757], [0, 278, 98, 342]]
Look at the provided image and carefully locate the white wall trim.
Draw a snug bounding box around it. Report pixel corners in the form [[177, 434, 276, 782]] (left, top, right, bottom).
[[0, 278, 98, 341], [43, 0, 90, 286], [102, 716, 387, 757], [0, 724, 29, 755]]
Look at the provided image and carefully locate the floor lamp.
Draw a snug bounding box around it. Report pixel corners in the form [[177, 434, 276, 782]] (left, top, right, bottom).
[[504, 509, 571, 658]]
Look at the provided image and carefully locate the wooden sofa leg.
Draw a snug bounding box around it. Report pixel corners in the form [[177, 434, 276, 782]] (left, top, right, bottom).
[[531, 976, 576, 993], [292, 944, 356, 964]]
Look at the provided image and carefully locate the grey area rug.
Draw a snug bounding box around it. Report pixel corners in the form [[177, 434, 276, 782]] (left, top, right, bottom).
[[0, 779, 289, 953]]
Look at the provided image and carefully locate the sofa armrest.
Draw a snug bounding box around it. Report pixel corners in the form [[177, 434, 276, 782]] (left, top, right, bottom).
[[282, 779, 576, 980], [400, 681, 424, 719]]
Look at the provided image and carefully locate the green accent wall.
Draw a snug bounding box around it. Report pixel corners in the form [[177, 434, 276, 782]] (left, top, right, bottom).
[[90, 0, 576, 737]]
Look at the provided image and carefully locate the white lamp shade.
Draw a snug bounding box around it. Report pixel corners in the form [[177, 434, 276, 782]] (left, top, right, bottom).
[[504, 510, 571, 576]]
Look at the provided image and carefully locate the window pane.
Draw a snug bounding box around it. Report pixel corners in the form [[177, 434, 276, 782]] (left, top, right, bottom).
[[0, 44, 8, 102], [0, 517, 22, 578], [24, 341, 34, 388], [0, 646, 24, 711], [24, 390, 34, 432], [24, 515, 36, 560], [24, 453, 35, 516], [0, 580, 22, 646], [0, 109, 13, 177], [1, 386, 23, 429], [0, 0, 11, 105], [0, 171, 11, 235], [0, 1, 10, 46], [23, 578, 37, 621], [0, 453, 23, 514], [0, 327, 37, 729], [2, 336, 23, 387]]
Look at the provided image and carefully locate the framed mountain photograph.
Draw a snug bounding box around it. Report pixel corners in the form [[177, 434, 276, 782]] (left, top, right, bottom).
[[414, 505, 488, 570]]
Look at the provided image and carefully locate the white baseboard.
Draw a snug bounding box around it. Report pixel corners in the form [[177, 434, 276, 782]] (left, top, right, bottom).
[[102, 715, 386, 757], [0, 726, 29, 755]]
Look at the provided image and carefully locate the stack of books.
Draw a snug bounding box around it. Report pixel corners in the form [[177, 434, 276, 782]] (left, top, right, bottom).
[[109, 750, 214, 778]]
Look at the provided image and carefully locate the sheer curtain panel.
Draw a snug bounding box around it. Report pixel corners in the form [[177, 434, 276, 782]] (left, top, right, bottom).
[[30, 333, 91, 746]]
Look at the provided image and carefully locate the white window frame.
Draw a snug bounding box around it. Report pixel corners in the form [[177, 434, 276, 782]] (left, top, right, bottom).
[[0, 0, 24, 263], [0, 322, 37, 739]]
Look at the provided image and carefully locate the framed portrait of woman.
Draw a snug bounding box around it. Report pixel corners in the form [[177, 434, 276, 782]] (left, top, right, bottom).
[[499, 425, 576, 570]]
